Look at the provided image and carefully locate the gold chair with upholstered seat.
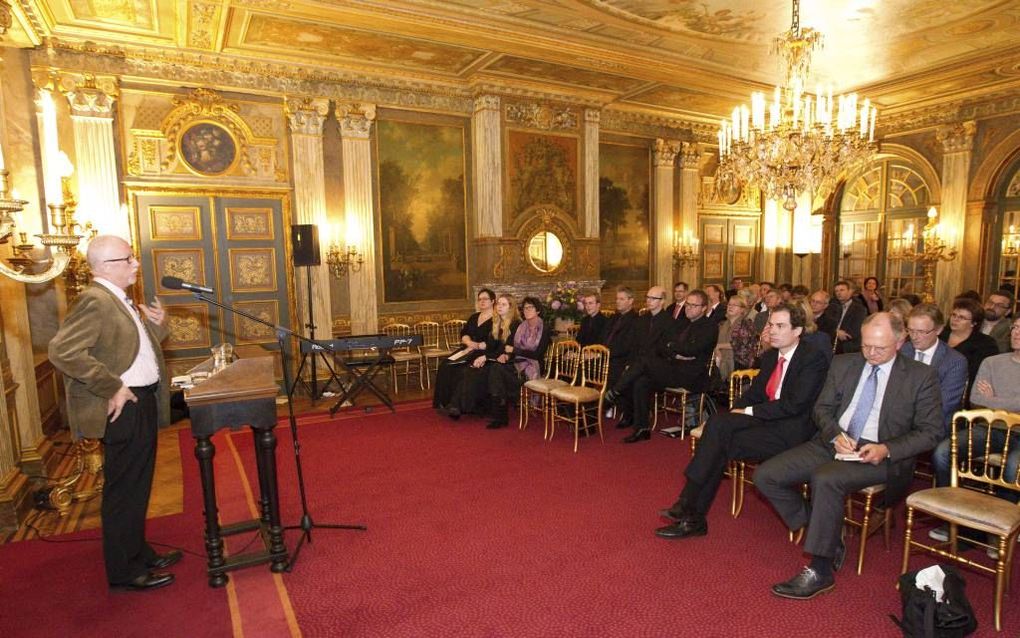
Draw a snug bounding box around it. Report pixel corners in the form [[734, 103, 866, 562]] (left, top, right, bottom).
[[416, 321, 449, 389], [652, 355, 717, 435], [382, 323, 424, 392], [519, 339, 580, 438], [549, 344, 610, 452], [842, 483, 893, 575], [901, 409, 1020, 632]]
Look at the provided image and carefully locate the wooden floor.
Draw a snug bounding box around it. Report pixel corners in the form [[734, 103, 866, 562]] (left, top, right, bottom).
[[1, 377, 433, 543]]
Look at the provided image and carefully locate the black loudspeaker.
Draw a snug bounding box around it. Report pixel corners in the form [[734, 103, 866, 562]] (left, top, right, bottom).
[[291, 224, 321, 267]]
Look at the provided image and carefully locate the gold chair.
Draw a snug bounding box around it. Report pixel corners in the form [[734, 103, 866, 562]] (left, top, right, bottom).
[[549, 344, 610, 453], [381, 323, 424, 392], [901, 409, 1020, 632], [652, 355, 716, 434], [442, 319, 467, 353], [417, 321, 450, 388], [519, 339, 580, 438], [843, 483, 892, 575], [722, 369, 762, 517]]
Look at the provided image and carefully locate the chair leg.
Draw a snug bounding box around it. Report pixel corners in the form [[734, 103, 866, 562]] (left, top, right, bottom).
[[995, 535, 1007, 631], [857, 493, 873, 575], [548, 398, 558, 442], [733, 462, 747, 518], [901, 506, 914, 576], [519, 386, 527, 430], [596, 399, 604, 444], [652, 393, 659, 430], [573, 401, 580, 453]]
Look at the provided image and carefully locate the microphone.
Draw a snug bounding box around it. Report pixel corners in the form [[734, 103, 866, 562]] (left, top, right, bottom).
[[161, 276, 214, 295]]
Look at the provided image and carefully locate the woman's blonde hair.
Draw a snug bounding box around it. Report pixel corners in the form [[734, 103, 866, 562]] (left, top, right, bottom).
[[492, 293, 520, 340], [799, 300, 818, 334]]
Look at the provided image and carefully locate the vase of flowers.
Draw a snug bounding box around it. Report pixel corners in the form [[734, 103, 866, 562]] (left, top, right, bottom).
[[545, 281, 583, 334]]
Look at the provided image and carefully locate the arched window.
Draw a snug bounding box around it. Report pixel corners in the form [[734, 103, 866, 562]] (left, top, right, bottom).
[[994, 159, 1020, 308], [838, 157, 933, 297]]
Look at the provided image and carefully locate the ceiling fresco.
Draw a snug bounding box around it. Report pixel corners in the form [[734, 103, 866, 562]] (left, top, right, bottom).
[[10, 0, 1020, 123]]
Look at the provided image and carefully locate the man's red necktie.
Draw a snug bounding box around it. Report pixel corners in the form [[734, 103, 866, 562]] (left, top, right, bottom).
[[765, 356, 786, 401]]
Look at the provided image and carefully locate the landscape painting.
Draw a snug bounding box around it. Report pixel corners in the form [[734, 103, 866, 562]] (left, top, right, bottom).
[[376, 119, 468, 303], [599, 142, 651, 291]]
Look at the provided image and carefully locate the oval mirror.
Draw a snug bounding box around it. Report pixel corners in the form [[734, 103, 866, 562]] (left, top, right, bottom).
[[527, 231, 564, 273]]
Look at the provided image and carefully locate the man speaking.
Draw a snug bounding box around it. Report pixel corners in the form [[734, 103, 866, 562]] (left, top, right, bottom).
[[49, 235, 181, 591]]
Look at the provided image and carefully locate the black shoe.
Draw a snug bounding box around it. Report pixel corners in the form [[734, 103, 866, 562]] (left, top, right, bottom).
[[146, 550, 183, 570], [623, 429, 651, 443], [771, 567, 835, 600], [111, 571, 175, 591], [655, 517, 707, 539], [658, 506, 685, 521], [446, 407, 461, 421]]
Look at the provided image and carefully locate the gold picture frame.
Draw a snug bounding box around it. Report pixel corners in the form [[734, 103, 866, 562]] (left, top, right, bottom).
[[233, 300, 279, 344], [164, 304, 212, 351], [226, 207, 275, 241], [149, 206, 202, 241], [153, 248, 207, 295], [228, 247, 278, 292], [178, 120, 240, 177]]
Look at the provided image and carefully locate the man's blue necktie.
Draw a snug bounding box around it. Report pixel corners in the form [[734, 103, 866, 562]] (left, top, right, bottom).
[[846, 364, 879, 442]]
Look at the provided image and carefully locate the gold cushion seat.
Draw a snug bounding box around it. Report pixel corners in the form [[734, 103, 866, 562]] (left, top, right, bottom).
[[550, 386, 601, 404], [859, 484, 885, 497], [526, 378, 569, 392], [421, 347, 451, 357], [907, 487, 1020, 537], [390, 351, 421, 362]]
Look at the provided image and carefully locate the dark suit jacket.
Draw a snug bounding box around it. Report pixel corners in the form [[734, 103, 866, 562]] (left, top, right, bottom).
[[664, 302, 691, 330], [735, 341, 830, 447], [49, 282, 171, 439], [659, 316, 720, 391], [630, 309, 675, 364], [812, 352, 942, 505], [602, 310, 638, 364], [823, 299, 867, 353], [705, 302, 727, 326], [577, 312, 608, 346], [900, 340, 968, 434]]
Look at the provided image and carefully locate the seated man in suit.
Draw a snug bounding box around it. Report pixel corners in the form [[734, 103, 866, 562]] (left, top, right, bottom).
[[576, 292, 608, 346], [607, 286, 671, 430], [823, 280, 867, 354], [665, 281, 690, 327], [752, 289, 782, 336], [602, 286, 638, 425], [606, 289, 719, 443], [655, 303, 829, 539], [755, 312, 942, 599], [704, 284, 727, 325], [808, 290, 835, 340]]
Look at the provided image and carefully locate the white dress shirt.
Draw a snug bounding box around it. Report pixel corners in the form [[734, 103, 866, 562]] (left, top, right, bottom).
[[94, 278, 160, 387], [838, 357, 896, 443], [746, 342, 798, 416]]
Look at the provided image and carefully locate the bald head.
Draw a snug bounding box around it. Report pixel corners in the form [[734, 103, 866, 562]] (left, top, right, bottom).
[[86, 235, 138, 290], [646, 285, 666, 314], [87, 235, 129, 269], [860, 311, 906, 366]]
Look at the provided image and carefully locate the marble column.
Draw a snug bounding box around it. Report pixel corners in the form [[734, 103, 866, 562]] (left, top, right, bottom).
[[472, 95, 502, 238], [65, 76, 125, 238], [677, 142, 700, 283], [934, 121, 975, 308], [0, 307, 30, 528], [285, 97, 332, 341], [583, 109, 600, 238], [653, 139, 680, 288], [336, 102, 378, 335]]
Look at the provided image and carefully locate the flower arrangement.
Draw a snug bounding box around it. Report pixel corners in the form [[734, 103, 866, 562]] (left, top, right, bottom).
[[544, 281, 584, 321]]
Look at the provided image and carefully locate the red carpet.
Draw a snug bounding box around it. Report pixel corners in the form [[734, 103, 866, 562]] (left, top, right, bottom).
[[4, 403, 1018, 637], [232, 406, 1020, 637]]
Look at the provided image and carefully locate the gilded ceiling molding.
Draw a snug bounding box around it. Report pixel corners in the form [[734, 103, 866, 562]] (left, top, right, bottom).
[[335, 102, 376, 139], [61, 73, 119, 118], [284, 97, 329, 136], [503, 101, 579, 132], [0, 0, 12, 35], [653, 139, 681, 167], [679, 142, 700, 169], [881, 91, 1020, 136], [936, 121, 977, 154], [469, 81, 605, 109], [473, 95, 499, 112], [599, 108, 697, 143], [584, 109, 600, 125], [188, 1, 222, 50]]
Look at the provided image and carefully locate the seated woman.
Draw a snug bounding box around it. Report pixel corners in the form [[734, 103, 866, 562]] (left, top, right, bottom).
[[940, 297, 1000, 392], [433, 288, 495, 412], [715, 294, 756, 379], [486, 297, 551, 429], [446, 293, 519, 420]]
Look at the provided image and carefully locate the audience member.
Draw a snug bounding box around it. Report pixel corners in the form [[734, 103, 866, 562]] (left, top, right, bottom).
[[704, 284, 727, 324], [753, 289, 782, 335], [754, 282, 774, 313], [940, 297, 1000, 390], [900, 293, 923, 306], [797, 300, 834, 364], [606, 289, 718, 443], [886, 297, 913, 322], [485, 297, 550, 429], [808, 290, 834, 339], [901, 304, 968, 437], [666, 281, 690, 326], [791, 285, 810, 302], [715, 294, 758, 379], [778, 283, 794, 302], [445, 294, 519, 420], [576, 292, 608, 346], [823, 280, 866, 354], [856, 276, 884, 314], [981, 289, 1015, 353], [602, 287, 639, 427], [756, 312, 942, 600], [655, 303, 829, 540], [434, 288, 495, 411]]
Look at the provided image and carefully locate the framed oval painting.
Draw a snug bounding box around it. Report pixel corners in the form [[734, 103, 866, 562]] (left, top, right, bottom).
[[179, 121, 238, 176]]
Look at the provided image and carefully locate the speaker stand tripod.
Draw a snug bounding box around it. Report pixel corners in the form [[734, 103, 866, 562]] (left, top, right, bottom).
[[291, 265, 344, 404]]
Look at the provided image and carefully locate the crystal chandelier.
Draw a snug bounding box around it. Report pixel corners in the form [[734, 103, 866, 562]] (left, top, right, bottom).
[[717, 0, 878, 211]]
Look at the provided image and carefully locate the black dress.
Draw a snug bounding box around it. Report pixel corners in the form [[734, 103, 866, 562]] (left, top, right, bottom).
[[487, 320, 552, 403], [432, 312, 493, 408], [939, 327, 1001, 390], [449, 320, 520, 415]]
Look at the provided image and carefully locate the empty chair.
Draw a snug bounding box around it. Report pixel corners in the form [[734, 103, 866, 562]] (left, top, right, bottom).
[[549, 344, 610, 452], [519, 339, 580, 438]]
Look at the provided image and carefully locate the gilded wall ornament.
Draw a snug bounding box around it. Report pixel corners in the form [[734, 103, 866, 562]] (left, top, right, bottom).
[[936, 120, 977, 153], [504, 102, 579, 131], [653, 139, 681, 166]]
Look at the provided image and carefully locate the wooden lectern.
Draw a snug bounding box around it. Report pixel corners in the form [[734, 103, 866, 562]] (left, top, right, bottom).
[[184, 356, 288, 587]]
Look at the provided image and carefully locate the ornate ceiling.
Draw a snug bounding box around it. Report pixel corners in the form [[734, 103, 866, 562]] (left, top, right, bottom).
[[6, 0, 1020, 124]]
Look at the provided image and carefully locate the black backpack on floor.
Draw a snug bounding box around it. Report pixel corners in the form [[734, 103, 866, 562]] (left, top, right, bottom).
[[891, 565, 977, 638]]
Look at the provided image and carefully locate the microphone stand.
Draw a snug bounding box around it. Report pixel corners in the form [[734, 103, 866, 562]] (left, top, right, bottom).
[[188, 291, 365, 572]]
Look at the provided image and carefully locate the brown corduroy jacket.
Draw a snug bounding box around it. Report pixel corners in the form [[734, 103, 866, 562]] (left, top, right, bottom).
[[49, 282, 170, 439]]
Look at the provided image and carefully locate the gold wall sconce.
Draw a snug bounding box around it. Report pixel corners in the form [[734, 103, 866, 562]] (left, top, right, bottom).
[[672, 230, 700, 268], [326, 242, 364, 277]]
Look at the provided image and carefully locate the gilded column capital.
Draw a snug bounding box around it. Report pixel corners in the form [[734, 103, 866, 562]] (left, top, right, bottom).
[[64, 74, 119, 119], [285, 97, 329, 136], [474, 94, 500, 112], [336, 102, 376, 139], [936, 120, 976, 154], [584, 108, 600, 125], [653, 139, 681, 167], [679, 142, 700, 169], [0, 1, 13, 37]]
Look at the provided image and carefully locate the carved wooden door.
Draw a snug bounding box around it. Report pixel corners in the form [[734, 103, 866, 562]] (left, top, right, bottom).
[[134, 193, 291, 380]]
